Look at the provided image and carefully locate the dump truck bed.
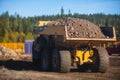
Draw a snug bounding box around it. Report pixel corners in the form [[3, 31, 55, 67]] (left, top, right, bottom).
[[65, 26, 116, 41], [34, 25, 116, 47]]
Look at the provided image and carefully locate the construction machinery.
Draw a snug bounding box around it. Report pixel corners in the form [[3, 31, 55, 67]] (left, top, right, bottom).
[[32, 18, 116, 73], [106, 43, 120, 55]]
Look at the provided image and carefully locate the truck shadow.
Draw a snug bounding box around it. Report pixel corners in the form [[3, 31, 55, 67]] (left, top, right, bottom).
[[0, 59, 104, 73], [0, 59, 40, 71], [0, 59, 82, 72]]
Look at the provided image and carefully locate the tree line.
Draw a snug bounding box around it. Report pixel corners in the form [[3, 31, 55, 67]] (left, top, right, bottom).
[[0, 11, 120, 42]]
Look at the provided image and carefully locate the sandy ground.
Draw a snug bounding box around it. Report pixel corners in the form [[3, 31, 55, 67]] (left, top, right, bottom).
[[0, 55, 120, 80]]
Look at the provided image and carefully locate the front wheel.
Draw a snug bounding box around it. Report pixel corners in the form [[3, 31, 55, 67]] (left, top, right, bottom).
[[91, 47, 109, 73], [52, 49, 71, 72]]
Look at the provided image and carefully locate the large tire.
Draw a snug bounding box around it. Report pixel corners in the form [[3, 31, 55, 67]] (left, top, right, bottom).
[[91, 47, 109, 73], [52, 49, 71, 72], [32, 36, 49, 70], [60, 51, 71, 72], [52, 49, 60, 72], [32, 41, 41, 66], [41, 49, 49, 71], [38, 35, 49, 71]]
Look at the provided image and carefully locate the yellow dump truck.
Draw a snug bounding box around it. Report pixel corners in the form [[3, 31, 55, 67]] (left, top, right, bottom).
[[32, 18, 116, 73]]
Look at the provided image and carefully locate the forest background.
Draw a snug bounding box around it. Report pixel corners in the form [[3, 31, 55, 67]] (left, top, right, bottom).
[[0, 8, 120, 42]]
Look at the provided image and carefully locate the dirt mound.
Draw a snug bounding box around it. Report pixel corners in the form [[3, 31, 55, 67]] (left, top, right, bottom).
[[0, 46, 19, 60], [0, 46, 31, 60], [48, 17, 105, 38]]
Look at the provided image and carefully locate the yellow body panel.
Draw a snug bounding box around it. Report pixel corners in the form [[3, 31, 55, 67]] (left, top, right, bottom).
[[76, 50, 93, 65], [38, 21, 51, 26], [0, 43, 24, 51]]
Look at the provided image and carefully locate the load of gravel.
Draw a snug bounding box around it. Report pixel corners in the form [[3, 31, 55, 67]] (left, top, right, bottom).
[[48, 17, 105, 38]]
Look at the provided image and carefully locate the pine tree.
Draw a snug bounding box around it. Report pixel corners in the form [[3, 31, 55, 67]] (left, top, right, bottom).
[[68, 9, 72, 17], [61, 6, 64, 17]]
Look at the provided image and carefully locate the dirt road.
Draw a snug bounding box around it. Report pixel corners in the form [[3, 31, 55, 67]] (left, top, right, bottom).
[[0, 55, 120, 80]]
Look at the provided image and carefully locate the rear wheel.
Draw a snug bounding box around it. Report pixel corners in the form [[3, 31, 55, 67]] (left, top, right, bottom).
[[32, 35, 49, 71], [41, 49, 49, 71], [91, 47, 109, 73], [52, 49, 60, 72], [39, 36, 49, 71], [52, 49, 71, 72], [32, 41, 41, 66]]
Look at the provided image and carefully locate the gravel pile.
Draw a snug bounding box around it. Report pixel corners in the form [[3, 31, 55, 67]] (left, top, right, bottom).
[[48, 17, 105, 38], [0, 46, 18, 60]]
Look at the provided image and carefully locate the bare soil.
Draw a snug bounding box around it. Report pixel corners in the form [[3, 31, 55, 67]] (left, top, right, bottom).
[[0, 55, 120, 80]]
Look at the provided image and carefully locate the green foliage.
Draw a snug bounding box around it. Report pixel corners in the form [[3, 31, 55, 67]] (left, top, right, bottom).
[[0, 11, 120, 42], [25, 32, 34, 40], [18, 32, 26, 42], [68, 9, 72, 17], [3, 30, 10, 42]]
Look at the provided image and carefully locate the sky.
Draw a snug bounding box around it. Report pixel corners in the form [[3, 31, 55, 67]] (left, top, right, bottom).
[[0, 0, 120, 17]]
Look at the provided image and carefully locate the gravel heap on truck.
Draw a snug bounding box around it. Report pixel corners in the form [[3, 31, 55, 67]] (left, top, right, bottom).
[[47, 17, 105, 38]]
